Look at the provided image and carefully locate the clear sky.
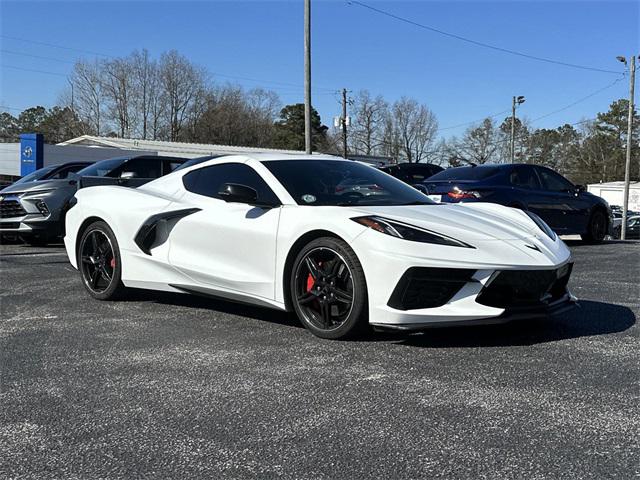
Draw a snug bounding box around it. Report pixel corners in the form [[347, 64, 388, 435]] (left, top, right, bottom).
[[1, 0, 638, 139]]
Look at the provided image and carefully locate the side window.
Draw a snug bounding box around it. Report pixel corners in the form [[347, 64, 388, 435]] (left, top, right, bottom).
[[509, 166, 540, 189], [183, 163, 280, 205], [537, 168, 573, 192], [112, 158, 163, 179]]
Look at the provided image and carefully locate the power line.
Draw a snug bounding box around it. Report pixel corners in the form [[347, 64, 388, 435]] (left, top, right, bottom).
[[1, 64, 67, 77], [0, 34, 113, 58], [439, 109, 512, 131], [530, 75, 626, 123], [348, 1, 623, 75], [0, 49, 76, 64]]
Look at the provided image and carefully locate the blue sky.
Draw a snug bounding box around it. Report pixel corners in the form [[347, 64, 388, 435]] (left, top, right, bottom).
[[0, 0, 638, 139]]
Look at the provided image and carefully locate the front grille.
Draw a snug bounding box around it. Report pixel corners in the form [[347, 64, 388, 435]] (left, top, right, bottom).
[[0, 200, 27, 218], [0, 222, 20, 229], [476, 263, 573, 308], [388, 267, 476, 310]]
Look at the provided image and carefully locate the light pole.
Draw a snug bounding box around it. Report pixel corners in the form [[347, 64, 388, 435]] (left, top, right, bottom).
[[304, 0, 312, 154], [511, 95, 525, 163], [617, 55, 636, 240]]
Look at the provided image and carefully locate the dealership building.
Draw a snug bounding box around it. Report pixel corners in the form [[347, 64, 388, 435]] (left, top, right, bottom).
[[0, 134, 394, 185], [587, 181, 640, 211]]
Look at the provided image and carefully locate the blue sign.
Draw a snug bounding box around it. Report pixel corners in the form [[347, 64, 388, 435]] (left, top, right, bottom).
[[20, 133, 44, 177]]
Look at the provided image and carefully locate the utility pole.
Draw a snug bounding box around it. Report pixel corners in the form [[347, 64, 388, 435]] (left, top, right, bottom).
[[510, 95, 525, 163], [618, 55, 636, 240], [68, 78, 74, 112], [304, 0, 312, 154], [342, 88, 348, 158]]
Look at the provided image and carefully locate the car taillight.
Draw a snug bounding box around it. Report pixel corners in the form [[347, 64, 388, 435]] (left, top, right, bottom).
[[447, 189, 481, 200]]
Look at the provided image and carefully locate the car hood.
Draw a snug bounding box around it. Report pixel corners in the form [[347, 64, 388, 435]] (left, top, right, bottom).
[[347, 202, 543, 242], [0, 179, 73, 196]]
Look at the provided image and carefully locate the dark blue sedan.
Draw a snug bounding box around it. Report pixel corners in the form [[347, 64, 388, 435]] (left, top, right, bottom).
[[423, 163, 612, 242]]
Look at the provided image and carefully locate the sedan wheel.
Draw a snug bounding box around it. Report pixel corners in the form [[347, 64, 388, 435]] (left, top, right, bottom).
[[291, 237, 367, 339], [581, 210, 607, 244]]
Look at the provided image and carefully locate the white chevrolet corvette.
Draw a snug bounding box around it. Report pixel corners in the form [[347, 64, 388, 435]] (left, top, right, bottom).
[[64, 154, 576, 339]]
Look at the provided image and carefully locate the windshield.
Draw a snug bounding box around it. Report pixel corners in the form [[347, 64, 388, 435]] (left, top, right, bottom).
[[76, 157, 127, 177], [14, 166, 56, 185], [263, 160, 434, 206], [428, 166, 501, 181]]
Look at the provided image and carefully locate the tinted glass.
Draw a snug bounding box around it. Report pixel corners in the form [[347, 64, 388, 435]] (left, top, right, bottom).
[[48, 164, 88, 179], [510, 166, 540, 189], [76, 158, 127, 177], [183, 163, 280, 205], [109, 158, 163, 178], [428, 166, 500, 181], [263, 160, 433, 206], [14, 166, 56, 184], [537, 168, 573, 192]]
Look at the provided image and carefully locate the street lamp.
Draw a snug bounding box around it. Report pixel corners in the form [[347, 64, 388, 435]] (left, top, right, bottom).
[[511, 95, 526, 163]]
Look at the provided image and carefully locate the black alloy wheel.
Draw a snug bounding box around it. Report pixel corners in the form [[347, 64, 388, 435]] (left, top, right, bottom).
[[78, 221, 126, 299], [291, 237, 367, 339], [581, 210, 607, 243]]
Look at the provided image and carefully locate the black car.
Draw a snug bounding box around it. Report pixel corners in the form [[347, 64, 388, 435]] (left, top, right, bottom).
[[0, 155, 186, 245], [380, 163, 444, 190], [423, 163, 613, 242]]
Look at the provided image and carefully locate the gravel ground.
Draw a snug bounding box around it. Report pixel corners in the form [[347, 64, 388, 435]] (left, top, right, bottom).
[[0, 240, 638, 479]]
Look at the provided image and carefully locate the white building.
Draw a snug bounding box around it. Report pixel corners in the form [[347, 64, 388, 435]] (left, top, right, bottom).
[[587, 181, 640, 211]]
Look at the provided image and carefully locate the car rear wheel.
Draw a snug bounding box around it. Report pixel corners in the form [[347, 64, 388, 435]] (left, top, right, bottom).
[[581, 209, 607, 244], [290, 237, 368, 339], [78, 221, 126, 300]]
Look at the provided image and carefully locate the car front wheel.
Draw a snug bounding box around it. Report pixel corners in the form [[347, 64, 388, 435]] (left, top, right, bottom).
[[290, 237, 368, 339], [78, 221, 127, 300]]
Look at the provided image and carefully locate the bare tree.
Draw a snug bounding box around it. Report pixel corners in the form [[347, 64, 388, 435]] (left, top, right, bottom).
[[351, 90, 388, 155], [70, 60, 104, 135], [130, 49, 160, 140], [102, 56, 136, 138], [159, 50, 206, 141], [448, 118, 501, 165], [386, 97, 438, 162]]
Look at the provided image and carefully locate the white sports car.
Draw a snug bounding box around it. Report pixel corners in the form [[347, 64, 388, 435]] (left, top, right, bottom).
[[64, 154, 576, 339]]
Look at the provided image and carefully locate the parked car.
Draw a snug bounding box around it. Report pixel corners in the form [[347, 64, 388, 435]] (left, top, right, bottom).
[[380, 163, 444, 191], [422, 163, 613, 243], [0, 161, 92, 243], [0, 155, 186, 245], [613, 214, 640, 239], [64, 154, 574, 340]]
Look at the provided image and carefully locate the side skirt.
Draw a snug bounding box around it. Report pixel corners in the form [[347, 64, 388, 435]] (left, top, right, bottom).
[[169, 283, 286, 311]]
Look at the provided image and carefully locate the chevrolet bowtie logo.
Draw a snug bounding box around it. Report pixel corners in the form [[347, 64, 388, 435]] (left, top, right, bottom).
[[525, 244, 541, 252]]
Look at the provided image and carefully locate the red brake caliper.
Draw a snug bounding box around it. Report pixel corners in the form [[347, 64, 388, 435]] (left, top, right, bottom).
[[110, 257, 116, 269], [306, 274, 314, 292]]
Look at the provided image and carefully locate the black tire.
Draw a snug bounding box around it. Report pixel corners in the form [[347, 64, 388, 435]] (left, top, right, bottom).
[[77, 220, 126, 300], [290, 237, 368, 339], [581, 209, 607, 244]]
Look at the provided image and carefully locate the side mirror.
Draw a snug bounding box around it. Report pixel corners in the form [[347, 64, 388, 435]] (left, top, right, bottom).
[[576, 184, 586, 193], [412, 183, 428, 194], [218, 183, 258, 204], [120, 171, 137, 180]]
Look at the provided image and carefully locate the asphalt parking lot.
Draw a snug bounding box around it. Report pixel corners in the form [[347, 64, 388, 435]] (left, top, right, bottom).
[[1, 240, 638, 479]]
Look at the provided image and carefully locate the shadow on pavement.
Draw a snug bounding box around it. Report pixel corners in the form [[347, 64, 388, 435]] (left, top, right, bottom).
[[122, 288, 635, 345], [390, 300, 636, 348]]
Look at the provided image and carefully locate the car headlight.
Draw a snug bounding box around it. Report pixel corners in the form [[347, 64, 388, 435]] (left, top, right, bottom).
[[352, 216, 474, 248], [524, 210, 557, 241]]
